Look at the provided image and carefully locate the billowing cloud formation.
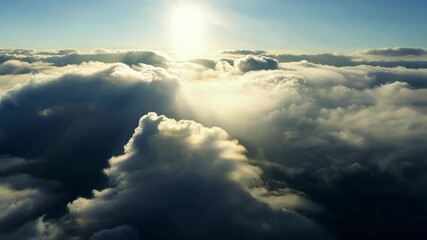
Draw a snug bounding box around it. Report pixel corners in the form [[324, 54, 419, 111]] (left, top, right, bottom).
[[62, 113, 328, 239], [0, 174, 59, 233], [1, 48, 427, 239], [0, 60, 50, 75], [0, 62, 188, 234], [235, 55, 279, 72], [184, 61, 427, 240], [361, 47, 427, 57]]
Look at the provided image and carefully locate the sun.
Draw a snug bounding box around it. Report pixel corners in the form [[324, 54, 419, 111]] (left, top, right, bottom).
[[170, 4, 206, 59]]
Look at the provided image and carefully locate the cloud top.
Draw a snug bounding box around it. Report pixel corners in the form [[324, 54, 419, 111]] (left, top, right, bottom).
[[1, 47, 427, 240], [235, 55, 279, 72], [361, 47, 427, 57]]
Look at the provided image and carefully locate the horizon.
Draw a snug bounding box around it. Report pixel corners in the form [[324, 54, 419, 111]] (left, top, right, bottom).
[[1, 0, 427, 52]]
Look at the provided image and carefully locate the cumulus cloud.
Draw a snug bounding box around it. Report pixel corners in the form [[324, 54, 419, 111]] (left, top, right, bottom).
[[63, 113, 329, 239], [0, 62, 190, 237], [0, 157, 62, 236], [0, 60, 51, 75], [235, 55, 279, 72], [171, 57, 427, 239], [1, 48, 427, 240]]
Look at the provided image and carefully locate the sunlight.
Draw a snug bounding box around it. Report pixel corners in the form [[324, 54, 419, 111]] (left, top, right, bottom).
[[170, 4, 206, 59]]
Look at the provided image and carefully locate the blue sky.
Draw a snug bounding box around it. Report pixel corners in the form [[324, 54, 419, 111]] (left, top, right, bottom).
[[1, 0, 426, 52]]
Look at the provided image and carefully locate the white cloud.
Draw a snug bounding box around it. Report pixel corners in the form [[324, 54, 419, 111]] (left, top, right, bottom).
[[64, 113, 328, 239], [1, 48, 427, 239]]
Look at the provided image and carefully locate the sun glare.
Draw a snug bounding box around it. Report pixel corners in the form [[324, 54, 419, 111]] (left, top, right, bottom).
[[170, 5, 206, 59]]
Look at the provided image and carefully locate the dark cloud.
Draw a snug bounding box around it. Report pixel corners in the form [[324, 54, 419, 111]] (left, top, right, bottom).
[[0, 157, 63, 235], [0, 63, 188, 234], [307, 164, 427, 240], [266, 53, 427, 69], [361, 47, 427, 57], [221, 49, 267, 55], [190, 58, 217, 69], [219, 57, 235, 66], [235, 55, 279, 72], [0, 217, 62, 240], [90, 226, 139, 240]]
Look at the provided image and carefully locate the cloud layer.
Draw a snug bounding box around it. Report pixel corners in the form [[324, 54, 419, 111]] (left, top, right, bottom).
[[1, 48, 427, 239], [360, 47, 427, 57]]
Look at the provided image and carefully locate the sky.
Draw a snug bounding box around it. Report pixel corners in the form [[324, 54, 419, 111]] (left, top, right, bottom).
[[1, 1, 427, 240], [1, 0, 427, 52]]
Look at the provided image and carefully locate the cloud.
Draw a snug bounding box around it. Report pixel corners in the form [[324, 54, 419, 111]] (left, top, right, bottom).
[[190, 58, 217, 69], [0, 60, 51, 75], [360, 47, 427, 57], [63, 113, 329, 239], [264, 53, 427, 69], [37, 49, 80, 56], [278, 60, 427, 88], [0, 216, 62, 240], [269, 53, 356, 67], [90, 226, 139, 240], [1, 48, 427, 239], [0, 63, 190, 236], [235, 55, 279, 72], [179, 59, 427, 239], [0, 49, 36, 56], [0, 157, 62, 235], [0, 49, 171, 67], [221, 50, 267, 55]]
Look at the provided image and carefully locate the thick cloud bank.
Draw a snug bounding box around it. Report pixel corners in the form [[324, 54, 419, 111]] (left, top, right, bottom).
[[1, 48, 427, 239], [360, 47, 427, 57]]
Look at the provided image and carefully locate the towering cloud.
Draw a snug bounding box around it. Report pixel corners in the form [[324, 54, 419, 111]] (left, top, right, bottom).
[[62, 113, 328, 239]]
